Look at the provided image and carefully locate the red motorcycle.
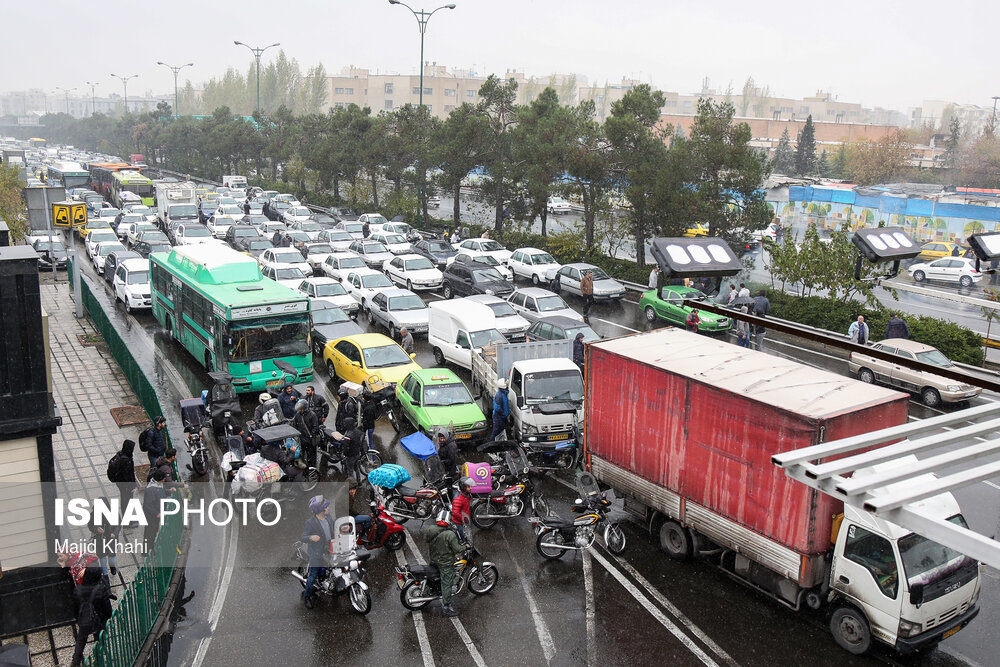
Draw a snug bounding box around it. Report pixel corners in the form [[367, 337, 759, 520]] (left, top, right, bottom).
[[357, 501, 406, 551]]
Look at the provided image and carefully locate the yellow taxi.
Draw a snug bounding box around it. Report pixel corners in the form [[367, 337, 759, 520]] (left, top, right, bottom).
[[77, 218, 113, 240], [683, 223, 709, 238], [323, 333, 421, 387], [916, 241, 962, 261]]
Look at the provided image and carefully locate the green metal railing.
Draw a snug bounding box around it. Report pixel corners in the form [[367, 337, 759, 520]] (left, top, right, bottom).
[[85, 512, 185, 667]]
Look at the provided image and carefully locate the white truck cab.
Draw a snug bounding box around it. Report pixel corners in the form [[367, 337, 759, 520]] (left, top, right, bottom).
[[427, 300, 508, 370]]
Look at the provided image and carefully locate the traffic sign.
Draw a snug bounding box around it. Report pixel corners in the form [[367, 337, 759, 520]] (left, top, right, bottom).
[[52, 201, 87, 228]]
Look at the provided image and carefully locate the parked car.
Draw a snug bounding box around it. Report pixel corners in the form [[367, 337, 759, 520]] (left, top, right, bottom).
[[371, 232, 411, 255], [441, 261, 513, 299], [297, 277, 359, 317], [321, 252, 367, 282], [506, 287, 583, 323], [554, 263, 626, 300], [310, 302, 364, 355], [174, 224, 217, 246], [638, 285, 732, 331], [342, 268, 395, 312], [454, 238, 512, 263], [259, 247, 311, 276], [848, 338, 981, 407], [322, 333, 420, 386], [412, 238, 459, 268], [465, 294, 530, 342], [508, 247, 561, 285], [383, 254, 444, 291], [32, 238, 68, 270], [316, 229, 356, 251], [546, 196, 571, 215], [525, 315, 601, 343], [367, 288, 429, 337], [261, 264, 309, 289], [908, 257, 982, 288], [348, 239, 394, 269], [93, 241, 126, 274], [133, 240, 171, 258], [112, 257, 152, 312]]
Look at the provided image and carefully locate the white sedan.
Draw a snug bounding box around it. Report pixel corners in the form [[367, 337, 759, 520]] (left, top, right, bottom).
[[321, 252, 367, 282], [383, 254, 444, 291], [908, 257, 983, 288], [454, 238, 512, 264], [174, 224, 218, 246], [508, 247, 561, 285], [85, 231, 119, 259], [281, 206, 313, 225], [342, 269, 395, 312], [296, 277, 360, 317], [289, 221, 325, 241], [371, 232, 411, 255], [258, 247, 311, 276], [358, 213, 389, 234], [261, 264, 308, 289], [92, 241, 126, 274], [207, 205, 244, 238], [316, 229, 355, 251], [300, 242, 335, 272], [547, 197, 572, 215]]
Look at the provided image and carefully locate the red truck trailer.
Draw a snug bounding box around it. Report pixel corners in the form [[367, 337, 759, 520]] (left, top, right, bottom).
[[585, 329, 981, 654]]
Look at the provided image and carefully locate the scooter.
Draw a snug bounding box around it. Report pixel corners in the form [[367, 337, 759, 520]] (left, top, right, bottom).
[[396, 539, 498, 610], [356, 500, 406, 551], [291, 516, 373, 615], [528, 471, 626, 559]]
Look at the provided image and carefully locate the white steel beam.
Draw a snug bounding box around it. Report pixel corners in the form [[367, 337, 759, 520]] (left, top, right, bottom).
[[863, 460, 1000, 513]]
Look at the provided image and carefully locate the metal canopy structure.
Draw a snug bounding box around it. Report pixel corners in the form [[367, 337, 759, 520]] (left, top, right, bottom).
[[772, 403, 1000, 570]]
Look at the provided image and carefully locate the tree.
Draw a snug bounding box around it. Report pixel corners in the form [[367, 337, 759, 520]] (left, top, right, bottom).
[[832, 144, 850, 179], [794, 115, 817, 176], [848, 133, 912, 186], [958, 131, 1000, 188], [817, 149, 831, 178], [476, 75, 519, 232], [773, 128, 794, 174], [434, 103, 487, 225], [945, 116, 961, 168], [0, 163, 29, 242], [565, 99, 615, 251]]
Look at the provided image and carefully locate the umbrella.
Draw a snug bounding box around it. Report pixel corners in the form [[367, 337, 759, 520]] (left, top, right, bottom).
[[730, 296, 755, 307]]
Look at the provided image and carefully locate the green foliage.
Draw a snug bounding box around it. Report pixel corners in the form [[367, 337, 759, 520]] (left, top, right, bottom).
[[0, 163, 29, 241], [773, 128, 794, 174], [794, 115, 817, 176]]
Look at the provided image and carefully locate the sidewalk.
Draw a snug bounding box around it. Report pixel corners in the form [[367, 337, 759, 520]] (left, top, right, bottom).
[[8, 281, 149, 666]]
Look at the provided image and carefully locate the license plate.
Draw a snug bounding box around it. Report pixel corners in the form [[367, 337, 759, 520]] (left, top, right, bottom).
[[942, 625, 963, 640], [266, 378, 282, 387], [549, 434, 569, 441], [456, 432, 472, 439], [965, 391, 978, 397], [396, 577, 405, 590]]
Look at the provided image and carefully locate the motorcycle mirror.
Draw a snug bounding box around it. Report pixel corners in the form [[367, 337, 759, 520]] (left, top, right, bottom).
[[574, 498, 583, 505]]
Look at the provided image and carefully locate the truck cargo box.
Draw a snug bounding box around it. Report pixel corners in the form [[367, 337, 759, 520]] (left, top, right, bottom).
[[586, 328, 908, 563]]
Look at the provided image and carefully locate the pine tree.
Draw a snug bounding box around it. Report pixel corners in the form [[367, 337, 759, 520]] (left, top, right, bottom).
[[794, 115, 817, 176], [773, 128, 794, 174], [817, 149, 831, 178], [832, 144, 849, 179], [944, 116, 961, 168]]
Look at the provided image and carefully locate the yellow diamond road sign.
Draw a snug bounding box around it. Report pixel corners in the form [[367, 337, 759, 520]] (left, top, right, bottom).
[[52, 201, 87, 228]]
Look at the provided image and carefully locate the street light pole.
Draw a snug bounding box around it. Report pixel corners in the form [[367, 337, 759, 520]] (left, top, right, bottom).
[[157, 61, 194, 117], [110, 74, 138, 113], [992, 96, 1000, 130], [85, 82, 98, 115], [388, 0, 456, 225], [54, 87, 76, 115], [234, 41, 280, 115]]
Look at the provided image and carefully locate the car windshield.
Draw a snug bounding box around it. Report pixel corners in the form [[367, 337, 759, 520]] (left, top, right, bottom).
[[148, 244, 171, 253], [361, 274, 393, 288], [366, 215, 388, 225], [312, 307, 350, 325], [315, 282, 347, 297], [427, 241, 452, 252], [218, 198, 237, 206], [899, 515, 975, 589], [422, 382, 473, 406], [389, 295, 425, 311], [138, 232, 169, 243], [221, 206, 242, 215], [36, 240, 66, 251], [248, 241, 272, 250], [480, 240, 505, 252], [289, 208, 310, 217], [390, 224, 413, 234], [404, 258, 434, 271], [587, 267, 611, 280], [126, 270, 149, 285], [328, 231, 352, 241], [382, 234, 406, 244], [536, 295, 570, 312], [667, 287, 706, 301], [915, 349, 953, 367], [306, 244, 333, 255], [532, 253, 556, 264], [99, 209, 121, 218], [90, 233, 117, 244], [363, 344, 412, 368], [298, 222, 321, 231], [99, 244, 124, 256], [184, 227, 211, 237], [232, 227, 257, 237], [122, 215, 144, 224], [486, 302, 517, 317], [469, 328, 508, 348], [274, 267, 306, 280], [226, 314, 310, 362], [565, 325, 601, 342], [342, 223, 363, 232], [362, 242, 389, 254], [523, 369, 585, 404], [274, 251, 304, 263], [473, 254, 501, 266], [337, 256, 365, 269], [473, 268, 504, 282], [288, 233, 310, 242]]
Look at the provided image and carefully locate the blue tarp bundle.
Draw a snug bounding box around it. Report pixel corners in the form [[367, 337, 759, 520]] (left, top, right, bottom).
[[400, 431, 438, 460], [854, 194, 882, 209], [812, 188, 834, 202]]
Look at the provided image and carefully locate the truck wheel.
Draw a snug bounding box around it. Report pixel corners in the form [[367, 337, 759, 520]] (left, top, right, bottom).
[[433, 347, 445, 366], [805, 590, 822, 610], [829, 606, 872, 656], [659, 520, 691, 560]]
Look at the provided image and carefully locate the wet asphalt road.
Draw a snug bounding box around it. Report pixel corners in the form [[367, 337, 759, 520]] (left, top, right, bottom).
[[55, 239, 1000, 667]]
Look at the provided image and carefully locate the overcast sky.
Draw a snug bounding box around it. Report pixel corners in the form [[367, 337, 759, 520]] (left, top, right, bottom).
[[4, 0, 997, 111]]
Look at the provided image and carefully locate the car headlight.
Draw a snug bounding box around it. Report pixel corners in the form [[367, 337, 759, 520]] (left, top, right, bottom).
[[472, 420, 486, 429], [947, 385, 961, 392], [521, 423, 537, 435], [897, 618, 922, 638], [485, 289, 495, 295]]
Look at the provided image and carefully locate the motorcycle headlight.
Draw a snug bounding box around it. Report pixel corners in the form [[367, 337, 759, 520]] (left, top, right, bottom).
[[897, 618, 922, 638], [474, 420, 486, 429], [350, 559, 359, 571]]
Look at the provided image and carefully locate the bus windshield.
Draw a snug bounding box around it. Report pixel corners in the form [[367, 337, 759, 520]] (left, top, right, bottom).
[[226, 314, 310, 362]]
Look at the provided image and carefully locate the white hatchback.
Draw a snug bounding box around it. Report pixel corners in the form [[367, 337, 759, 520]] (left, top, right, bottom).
[[508, 247, 561, 285]]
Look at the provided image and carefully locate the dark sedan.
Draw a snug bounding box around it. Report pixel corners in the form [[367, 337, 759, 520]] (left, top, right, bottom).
[[411, 238, 458, 269], [311, 301, 364, 354], [525, 315, 602, 343], [33, 239, 68, 270]]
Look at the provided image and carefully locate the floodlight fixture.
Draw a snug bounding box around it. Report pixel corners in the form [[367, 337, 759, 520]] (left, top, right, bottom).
[[649, 237, 743, 278], [850, 227, 920, 280], [966, 232, 1000, 272]]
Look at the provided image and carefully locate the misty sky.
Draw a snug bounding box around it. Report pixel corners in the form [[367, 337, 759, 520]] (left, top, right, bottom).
[[4, 0, 997, 111]]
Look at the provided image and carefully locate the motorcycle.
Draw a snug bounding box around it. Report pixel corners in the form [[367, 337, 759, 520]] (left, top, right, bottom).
[[470, 448, 550, 529], [291, 516, 373, 615], [179, 398, 209, 476], [204, 370, 243, 444], [365, 375, 401, 433], [316, 426, 383, 476], [374, 455, 451, 523], [395, 539, 498, 610], [356, 500, 406, 551], [528, 471, 627, 559]]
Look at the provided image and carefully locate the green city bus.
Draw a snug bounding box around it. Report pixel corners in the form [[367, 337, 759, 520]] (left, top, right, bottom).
[[47, 161, 90, 189], [150, 245, 314, 393], [111, 170, 155, 207]]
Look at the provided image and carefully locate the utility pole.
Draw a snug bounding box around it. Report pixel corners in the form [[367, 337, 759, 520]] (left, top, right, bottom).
[[110, 74, 138, 113], [54, 87, 76, 115], [157, 61, 194, 117], [234, 41, 280, 115], [85, 82, 99, 115]]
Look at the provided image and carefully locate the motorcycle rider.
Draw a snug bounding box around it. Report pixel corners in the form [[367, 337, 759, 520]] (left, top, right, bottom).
[[452, 477, 473, 541], [423, 509, 465, 617], [261, 436, 304, 483], [253, 392, 282, 425], [278, 383, 302, 419], [292, 399, 321, 468], [303, 385, 329, 422], [300, 496, 336, 609], [335, 386, 361, 434]]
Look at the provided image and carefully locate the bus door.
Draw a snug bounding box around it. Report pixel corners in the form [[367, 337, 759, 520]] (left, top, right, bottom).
[[213, 314, 228, 372], [169, 277, 184, 338]]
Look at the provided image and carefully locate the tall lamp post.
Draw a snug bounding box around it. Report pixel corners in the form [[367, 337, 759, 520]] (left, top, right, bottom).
[[388, 0, 456, 225], [992, 96, 1000, 131], [234, 41, 280, 115], [54, 87, 76, 115], [85, 81, 99, 115], [110, 73, 138, 113], [157, 61, 194, 117]]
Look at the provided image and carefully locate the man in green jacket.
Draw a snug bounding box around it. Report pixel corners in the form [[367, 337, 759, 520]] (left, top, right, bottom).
[[423, 510, 465, 617]]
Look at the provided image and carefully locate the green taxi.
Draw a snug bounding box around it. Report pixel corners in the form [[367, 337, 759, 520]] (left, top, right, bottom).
[[638, 285, 732, 332], [395, 369, 488, 442]]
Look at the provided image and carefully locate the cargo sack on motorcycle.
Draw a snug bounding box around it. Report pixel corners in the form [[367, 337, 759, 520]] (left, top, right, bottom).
[[367, 464, 411, 489]]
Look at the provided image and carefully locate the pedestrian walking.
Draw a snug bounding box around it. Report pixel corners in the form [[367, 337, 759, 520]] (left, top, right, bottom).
[[88, 496, 118, 589], [735, 305, 751, 348], [424, 510, 465, 617], [885, 315, 910, 340], [399, 326, 414, 354], [106, 439, 136, 510], [752, 290, 770, 351], [649, 266, 661, 290], [685, 309, 701, 333], [572, 332, 585, 371], [490, 378, 511, 442], [848, 315, 870, 345], [580, 270, 595, 318], [725, 283, 737, 305], [300, 495, 336, 609], [142, 469, 167, 548], [140, 416, 167, 467], [70, 565, 113, 667]]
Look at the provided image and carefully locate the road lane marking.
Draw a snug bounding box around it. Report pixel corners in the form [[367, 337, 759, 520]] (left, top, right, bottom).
[[582, 550, 597, 667], [623, 299, 639, 305], [589, 549, 720, 667], [393, 547, 435, 667], [191, 520, 239, 667], [592, 318, 640, 333], [507, 546, 556, 664], [403, 528, 487, 667]]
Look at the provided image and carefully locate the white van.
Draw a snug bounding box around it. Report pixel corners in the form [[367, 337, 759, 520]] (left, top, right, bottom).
[[113, 258, 152, 312], [427, 299, 508, 370]]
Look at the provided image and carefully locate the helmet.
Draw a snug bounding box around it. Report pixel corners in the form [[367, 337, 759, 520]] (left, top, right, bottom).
[[459, 477, 474, 491], [337, 386, 349, 397], [295, 399, 308, 412], [259, 393, 271, 404], [434, 509, 451, 526], [308, 495, 330, 514], [496, 378, 508, 389]]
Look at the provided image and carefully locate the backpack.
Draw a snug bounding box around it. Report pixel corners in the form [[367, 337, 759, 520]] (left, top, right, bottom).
[[107, 453, 123, 482], [138, 427, 153, 452], [78, 585, 107, 633]]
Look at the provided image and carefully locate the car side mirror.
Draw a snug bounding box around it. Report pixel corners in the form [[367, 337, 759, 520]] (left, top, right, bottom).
[[409, 353, 416, 359], [352, 361, 361, 368], [516, 396, 525, 409], [909, 583, 924, 607]]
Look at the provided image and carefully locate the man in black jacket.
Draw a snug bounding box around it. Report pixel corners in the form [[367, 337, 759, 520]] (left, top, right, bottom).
[[144, 416, 168, 466], [107, 439, 137, 510], [340, 417, 365, 486], [261, 438, 304, 483], [70, 565, 113, 666], [292, 399, 321, 468], [303, 385, 330, 422], [360, 390, 381, 449], [335, 387, 360, 434], [572, 332, 585, 371], [142, 469, 167, 548]]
